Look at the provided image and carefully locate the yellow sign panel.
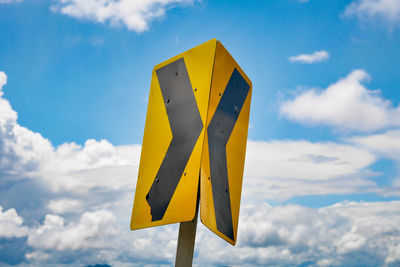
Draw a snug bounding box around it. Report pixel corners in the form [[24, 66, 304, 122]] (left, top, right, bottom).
[[131, 39, 217, 229], [131, 39, 252, 246], [200, 42, 252, 245]]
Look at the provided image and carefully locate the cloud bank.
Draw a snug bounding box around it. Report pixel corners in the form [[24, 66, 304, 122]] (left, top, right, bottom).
[[28, 210, 117, 251], [195, 201, 400, 266]]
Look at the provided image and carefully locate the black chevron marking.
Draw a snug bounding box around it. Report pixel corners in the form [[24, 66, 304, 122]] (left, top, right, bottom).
[[207, 68, 250, 240], [146, 58, 203, 221]]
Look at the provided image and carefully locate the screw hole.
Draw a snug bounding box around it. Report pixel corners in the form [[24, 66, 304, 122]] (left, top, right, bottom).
[[208, 177, 211, 180], [225, 189, 228, 193], [194, 88, 197, 92], [166, 99, 170, 103], [219, 92, 222, 96], [184, 172, 186, 176], [155, 178, 159, 183]]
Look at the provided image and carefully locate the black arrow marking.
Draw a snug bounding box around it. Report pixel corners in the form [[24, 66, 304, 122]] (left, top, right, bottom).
[[207, 68, 250, 240], [146, 58, 203, 221]]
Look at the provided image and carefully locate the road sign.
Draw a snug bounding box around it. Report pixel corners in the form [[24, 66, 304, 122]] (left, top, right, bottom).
[[131, 39, 217, 229], [199, 41, 252, 245], [130, 39, 252, 247]]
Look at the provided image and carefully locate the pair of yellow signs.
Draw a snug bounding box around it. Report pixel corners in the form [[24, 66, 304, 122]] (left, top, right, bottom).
[[130, 39, 252, 245]]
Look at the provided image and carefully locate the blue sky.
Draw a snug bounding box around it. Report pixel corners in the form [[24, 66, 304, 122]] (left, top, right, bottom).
[[0, 0, 400, 266]]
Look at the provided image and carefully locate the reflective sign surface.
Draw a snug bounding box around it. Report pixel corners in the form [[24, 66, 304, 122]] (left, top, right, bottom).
[[131, 39, 217, 229], [200, 41, 252, 245], [131, 39, 252, 246]]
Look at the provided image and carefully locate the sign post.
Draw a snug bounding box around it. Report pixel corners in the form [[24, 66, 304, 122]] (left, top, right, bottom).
[[175, 192, 199, 267], [130, 39, 252, 266], [175, 211, 198, 267]]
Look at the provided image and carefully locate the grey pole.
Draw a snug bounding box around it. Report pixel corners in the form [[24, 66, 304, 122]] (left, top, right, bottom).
[[175, 186, 200, 267]]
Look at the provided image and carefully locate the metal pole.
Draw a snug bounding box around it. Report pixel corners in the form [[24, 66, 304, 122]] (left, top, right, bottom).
[[175, 187, 199, 267]]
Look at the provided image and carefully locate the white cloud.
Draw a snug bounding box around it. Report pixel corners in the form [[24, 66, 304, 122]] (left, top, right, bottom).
[[0, 206, 29, 238], [40, 141, 140, 193], [243, 140, 377, 201], [344, 0, 400, 26], [0, 72, 54, 182], [245, 140, 375, 180], [52, 0, 196, 32], [0, 72, 6, 89], [47, 198, 81, 214], [280, 69, 400, 132], [27, 194, 180, 265], [28, 209, 117, 251], [350, 129, 400, 188], [350, 129, 400, 161], [289, 50, 329, 64], [25, 251, 50, 261], [195, 201, 400, 266], [21, 200, 400, 266]]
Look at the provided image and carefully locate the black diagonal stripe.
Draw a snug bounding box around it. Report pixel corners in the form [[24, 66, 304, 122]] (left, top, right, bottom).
[[146, 58, 203, 221], [207, 68, 250, 241]]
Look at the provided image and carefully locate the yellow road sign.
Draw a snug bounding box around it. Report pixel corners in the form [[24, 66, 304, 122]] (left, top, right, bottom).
[[200, 41, 252, 245], [131, 39, 252, 246], [131, 39, 217, 229]]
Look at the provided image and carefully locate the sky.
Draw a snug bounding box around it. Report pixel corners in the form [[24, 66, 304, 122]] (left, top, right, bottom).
[[0, 0, 400, 266]]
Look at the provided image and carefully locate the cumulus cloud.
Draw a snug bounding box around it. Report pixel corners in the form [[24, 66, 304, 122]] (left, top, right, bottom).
[[47, 198, 81, 214], [40, 141, 140, 193], [289, 50, 329, 64], [21, 200, 400, 266], [0, 71, 54, 183], [26, 200, 180, 265], [280, 69, 400, 132], [0, 206, 29, 238], [344, 0, 400, 26], [28, 210, 117, 251], [195, 201, 400, 266], [52, 0, 196, 32]]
